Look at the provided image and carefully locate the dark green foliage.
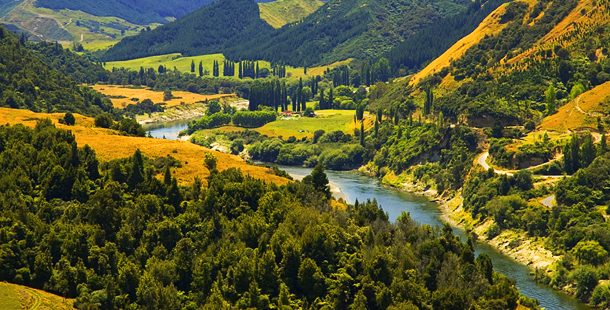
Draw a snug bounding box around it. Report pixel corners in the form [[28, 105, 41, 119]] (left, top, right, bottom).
[[232, 111, 277, 128], [0, 121, 530, 309], [123, 99, 165, 117], [94, 113, 113, 128], [63, 112, 75, 126], [0, 26, 112, 115]]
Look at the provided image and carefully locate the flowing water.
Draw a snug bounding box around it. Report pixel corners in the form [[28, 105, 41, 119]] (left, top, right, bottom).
[[143, 118, 194, 140], [154, 122, 591, 310]]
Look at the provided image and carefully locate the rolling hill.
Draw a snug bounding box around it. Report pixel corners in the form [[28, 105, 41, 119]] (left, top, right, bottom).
[[258, 0, 324, 28], [104, 0, 473, 66]]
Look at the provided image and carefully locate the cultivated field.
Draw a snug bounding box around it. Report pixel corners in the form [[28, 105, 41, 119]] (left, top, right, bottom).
[[0, 282, 75, 310], [91, 85, 235, 108], [0, 108, 290, 185]]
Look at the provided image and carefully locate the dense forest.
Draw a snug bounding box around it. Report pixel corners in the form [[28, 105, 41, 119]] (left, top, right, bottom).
[[384, 0, 510, 75], [104, 0, 473, 66], [0, 120, 535, 309], [0, 27, 112, 116]]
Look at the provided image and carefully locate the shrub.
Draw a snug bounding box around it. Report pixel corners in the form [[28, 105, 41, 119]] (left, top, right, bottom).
[[63, 112, 75, 125], [94, 113, 113, 128]]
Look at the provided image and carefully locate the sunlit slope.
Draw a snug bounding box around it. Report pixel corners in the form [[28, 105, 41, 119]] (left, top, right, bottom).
[[0, 108, 290, 185], [259, 0, 324, 28], [0, 282, 75, 310], [409, 2, 512, 86]]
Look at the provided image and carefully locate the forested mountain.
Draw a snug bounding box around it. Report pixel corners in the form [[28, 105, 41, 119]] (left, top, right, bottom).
[[104, 0, 473, 66], [102, 0, 275, 61], [0, 119, 534, 309], [384, 0, 510, 74], [0, 26, 112, 115], [34, 0, 219, 25]]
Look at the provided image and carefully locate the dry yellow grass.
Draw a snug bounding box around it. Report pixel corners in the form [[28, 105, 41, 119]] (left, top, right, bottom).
[[0, 281, 75, 310], [539, 81, 610, 131], [289, 59, 353, 79], [91, 85, 235, 108], [409, 2, 511, 86], [0, 108, 290, 186]]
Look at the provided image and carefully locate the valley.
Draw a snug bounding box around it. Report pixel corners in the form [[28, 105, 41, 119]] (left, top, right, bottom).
[[1, 0, 610, 308]]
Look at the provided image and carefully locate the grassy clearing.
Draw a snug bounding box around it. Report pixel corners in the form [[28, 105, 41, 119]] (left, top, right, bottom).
[[256, 110, 374, 139], [104, 53, 352, 81], [91, 84, 235, 108], [0, 282, 75, 310], [259, 0, 324, 28], [0, 108, 289, 186]]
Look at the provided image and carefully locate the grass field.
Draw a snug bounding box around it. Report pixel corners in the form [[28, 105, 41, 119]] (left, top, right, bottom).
[[0, 108, 290, 186], [103, 53, 353, 81], [0, 282, 75, 310], [259, 0, 324, 28], [91, 85, 235, 108], [256, 110, 374, 139]]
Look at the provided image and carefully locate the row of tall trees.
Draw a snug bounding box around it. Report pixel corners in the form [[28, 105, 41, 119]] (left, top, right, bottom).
[[249, 79, 287, 111]]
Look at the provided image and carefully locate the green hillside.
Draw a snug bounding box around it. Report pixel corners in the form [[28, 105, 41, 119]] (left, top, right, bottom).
[[104, 0, 472, 65], [258, 0, 324, 28], [103, 0, 274, 61]]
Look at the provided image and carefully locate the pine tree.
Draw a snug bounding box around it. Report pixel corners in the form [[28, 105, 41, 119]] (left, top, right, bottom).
[[377, 107, 383, 123], [580, 133, 595, 168], [424, 84, 433, 115], [256, 62, 259, 79], [239, 62, 243, 79], [328, 87, 334, 109], [375, 120, 379, 136], [360, 122, 365, 147], [598, 134, 608, 157], [164, 165, 172, 185], [546, 84, 557, 115], [318, 88, 325, 110]]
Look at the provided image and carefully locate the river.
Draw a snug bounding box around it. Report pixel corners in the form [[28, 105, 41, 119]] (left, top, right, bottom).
[[148, 123, 591, 310], [143, 118, 193, 140]]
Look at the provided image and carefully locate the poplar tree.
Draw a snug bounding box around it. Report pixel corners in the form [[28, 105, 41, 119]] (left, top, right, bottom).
[[360, 122, 365, 147], [191, 60, 195, 73], [546, 84, 557, 115], [198, 61, 203, 77]]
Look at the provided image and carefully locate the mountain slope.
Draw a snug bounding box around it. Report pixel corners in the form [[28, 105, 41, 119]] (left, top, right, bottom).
[[104, 0, 472, 66], [33, 0, 219, 25], [103, 0, 274, 61], [0, 25, 112, 115], [258, 0, 324, 28]]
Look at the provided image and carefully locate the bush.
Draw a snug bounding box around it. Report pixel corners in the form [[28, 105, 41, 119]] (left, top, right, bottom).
[[230, 139, 245, 155], [113, 118, 146, 137], [94, 113, 113, 128], [232, 111, 276, 128], [187, 113, 232, 134], [63, 112, 75, 126]]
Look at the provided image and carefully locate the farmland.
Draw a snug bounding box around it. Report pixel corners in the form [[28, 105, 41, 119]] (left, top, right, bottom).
[[90, 84, 235, 108]]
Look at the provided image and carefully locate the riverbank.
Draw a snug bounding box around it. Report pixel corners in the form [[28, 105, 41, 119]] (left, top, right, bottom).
[[379, 169, 560, 272]]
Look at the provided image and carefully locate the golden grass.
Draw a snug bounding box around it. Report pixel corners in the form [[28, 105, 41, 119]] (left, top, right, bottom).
[[90, 85, 235, 108], [0, 108, 290, 186], [0, 282, 75, 310], [259, 0, 324, 28], [539, 81, 610, 132], [409, 2, 511, 86]]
